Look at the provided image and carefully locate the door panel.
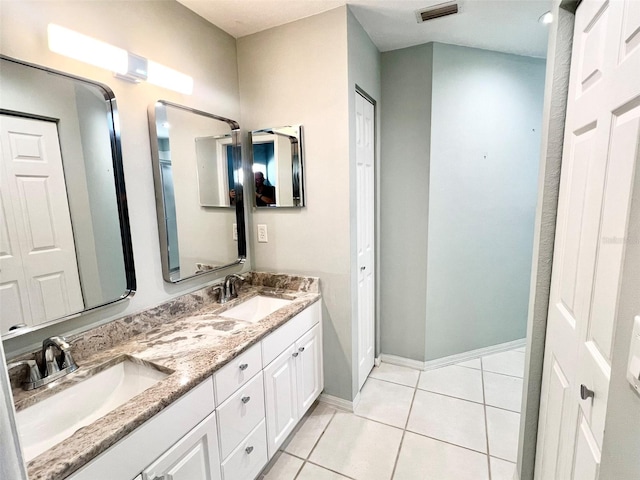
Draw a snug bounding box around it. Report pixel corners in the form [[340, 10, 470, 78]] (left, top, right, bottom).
[[356, 92, 375, 390], [264, 345, 298, 458], [536, 0, 640, 477], [296, 324, 322, 414], [0, 115, 83, 325]]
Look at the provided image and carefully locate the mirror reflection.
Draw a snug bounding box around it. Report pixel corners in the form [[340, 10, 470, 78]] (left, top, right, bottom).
[[149, 101, 246, 283], [0, 56, 135, 338], [250, 125, 305, 207]]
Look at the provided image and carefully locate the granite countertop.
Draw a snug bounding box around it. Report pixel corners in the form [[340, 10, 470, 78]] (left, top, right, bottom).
[[11, 272, 320, 480]]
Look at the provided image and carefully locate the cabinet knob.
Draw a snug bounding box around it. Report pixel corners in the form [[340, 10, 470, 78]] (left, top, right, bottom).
[[245, 446, 254, 454], [241, 396, 251, 404], [580, 384, 595, 400], [298, 347, 305, 352], [292, 352, 299, 358], [239, 363, 249, 371]]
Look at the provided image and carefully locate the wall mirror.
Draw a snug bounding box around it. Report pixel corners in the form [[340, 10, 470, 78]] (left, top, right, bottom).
[[249, 125, 305, 207], [0, 56, 135, 339], [148, 100, 246, 283]]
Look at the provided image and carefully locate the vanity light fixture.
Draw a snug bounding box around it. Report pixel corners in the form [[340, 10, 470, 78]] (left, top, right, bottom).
[[47, 24, 193, 95], [538, 11, 553, 24]]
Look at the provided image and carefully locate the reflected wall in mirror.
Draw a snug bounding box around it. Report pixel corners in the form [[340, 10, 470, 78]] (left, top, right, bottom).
[[249, 125, 304, 207], [0, 56, 135, 338], [148, 101, 246, 283]]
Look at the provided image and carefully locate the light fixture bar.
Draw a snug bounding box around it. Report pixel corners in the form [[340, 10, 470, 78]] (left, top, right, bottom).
[[47, 24, 193, 95], [147, 61, 194, 95], [48, 24, 128, 75]]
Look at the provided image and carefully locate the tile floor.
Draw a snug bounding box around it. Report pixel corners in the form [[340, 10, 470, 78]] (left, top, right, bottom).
[[260, 346, 526, 480]]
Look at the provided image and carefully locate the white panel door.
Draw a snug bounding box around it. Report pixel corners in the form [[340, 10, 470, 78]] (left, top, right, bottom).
[[264, 344, 298, 458], [0, 115, 83, 329], [356, 92, 375, 391], [535, 1, 640, 478], [296, 323, 323, 414]]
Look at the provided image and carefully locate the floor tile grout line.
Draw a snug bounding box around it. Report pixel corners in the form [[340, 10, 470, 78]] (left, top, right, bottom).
[[403, 428, 491, 457], [481, 358, 493, 480], [367, 374, 419, 389], [290, 407, 338, 480], [415, 386, 522, 415], [390, 371, 420, 480]]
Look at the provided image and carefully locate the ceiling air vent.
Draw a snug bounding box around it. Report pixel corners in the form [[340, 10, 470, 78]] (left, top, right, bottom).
[[416, 2, 459, 23]]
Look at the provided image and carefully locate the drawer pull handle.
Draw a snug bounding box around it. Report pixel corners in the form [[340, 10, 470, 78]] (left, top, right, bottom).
[[292, 352, 299, 358], [239, 363, 249, 371], [241, 396, 251, 404], [153, 475, 173, 480], [245, 446, 254, 454], [298, 347, 305, 352]]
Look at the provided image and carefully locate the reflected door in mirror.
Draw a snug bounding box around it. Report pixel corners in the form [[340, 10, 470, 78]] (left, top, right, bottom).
[[0, 115, 84, 330], [0, 56, 135, 339]]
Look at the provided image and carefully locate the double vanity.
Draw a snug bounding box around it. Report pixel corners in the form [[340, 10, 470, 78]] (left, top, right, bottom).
[[1, 46, 316, 480], [9, 272, 323, 480]]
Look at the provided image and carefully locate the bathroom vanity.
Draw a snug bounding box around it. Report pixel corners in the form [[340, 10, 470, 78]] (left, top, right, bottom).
[[9, 272, 322, 480]]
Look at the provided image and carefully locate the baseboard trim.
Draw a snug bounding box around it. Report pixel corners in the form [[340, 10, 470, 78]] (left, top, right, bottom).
[[379, 353, 426, 370], [318, 392, 360, 412], [380, 338, 527, 372]]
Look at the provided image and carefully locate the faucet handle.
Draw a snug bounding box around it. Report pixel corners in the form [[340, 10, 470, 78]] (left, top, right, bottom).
[[7, 360, 42, 383]]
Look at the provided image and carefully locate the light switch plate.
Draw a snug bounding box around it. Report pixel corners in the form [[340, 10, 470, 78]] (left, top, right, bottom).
[[626, 315, 640, 396], [232, 223, 237, 241], [257, 224, 268, 243]]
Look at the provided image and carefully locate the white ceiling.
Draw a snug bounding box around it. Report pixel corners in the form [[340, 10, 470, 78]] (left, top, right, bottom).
[[178, 0, 552, 57]]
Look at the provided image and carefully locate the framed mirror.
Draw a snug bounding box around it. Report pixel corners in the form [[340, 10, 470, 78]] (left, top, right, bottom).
[[148, 100, 246, 283], [0, 56, 135, 338], [249, 125, 305, 207]]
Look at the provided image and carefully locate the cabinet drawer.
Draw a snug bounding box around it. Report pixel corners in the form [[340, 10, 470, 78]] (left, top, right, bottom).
[[214, 342, 262, 404], [221, 420, 268, 480], [217, 373, 265, 459], [262, 301, 320, 366]]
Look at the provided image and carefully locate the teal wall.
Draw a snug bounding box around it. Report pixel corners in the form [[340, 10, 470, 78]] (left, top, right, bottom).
[[380, 42, 545, 362]]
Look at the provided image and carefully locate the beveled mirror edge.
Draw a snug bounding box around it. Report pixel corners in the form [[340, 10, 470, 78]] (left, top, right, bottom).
[[249, 124, 305, 208], [147, 100, 247, 284], [0, 55, 137, 340]]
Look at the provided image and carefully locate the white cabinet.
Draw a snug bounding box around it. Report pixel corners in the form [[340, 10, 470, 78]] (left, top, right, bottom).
[[217, 373, 265, 459], [264, 344, 299, 456], [263, 305, 323, 459], [142, 412, 221, 480], [68, 301, 321, 480], [296, 324, 323, 413], [220, 420, 268, 480]]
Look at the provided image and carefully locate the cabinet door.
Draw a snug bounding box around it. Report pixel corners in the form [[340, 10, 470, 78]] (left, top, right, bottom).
[[142, 412, 221, 480], [296, 324, 323, 414], [263, 344, 298, 458]]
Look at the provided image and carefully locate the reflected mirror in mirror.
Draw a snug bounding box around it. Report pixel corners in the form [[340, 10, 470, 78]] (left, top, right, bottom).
[[249, 125, 304, 208], [149, 101, 246, 283], [0, 56, 135, 338]]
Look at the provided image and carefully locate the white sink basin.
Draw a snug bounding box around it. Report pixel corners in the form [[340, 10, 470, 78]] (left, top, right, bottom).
[[16, 358, 169, 461], [220, 295, 292, 323]]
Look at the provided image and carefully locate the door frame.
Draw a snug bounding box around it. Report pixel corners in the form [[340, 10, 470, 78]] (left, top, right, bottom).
[[517, 1, 578, 479]]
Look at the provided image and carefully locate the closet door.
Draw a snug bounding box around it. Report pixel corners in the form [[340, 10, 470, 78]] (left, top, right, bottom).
[[535, 0, 640, 478], [356, 91, 376, 391]]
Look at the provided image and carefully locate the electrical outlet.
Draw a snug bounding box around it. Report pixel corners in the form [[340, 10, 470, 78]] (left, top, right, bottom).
[[232, 223, 237, 241], [257, 224, 268, 243]]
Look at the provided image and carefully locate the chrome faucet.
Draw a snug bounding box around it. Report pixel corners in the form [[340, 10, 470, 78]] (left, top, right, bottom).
[[218, 274, 245, 304], [7, 336, 79, 390]]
